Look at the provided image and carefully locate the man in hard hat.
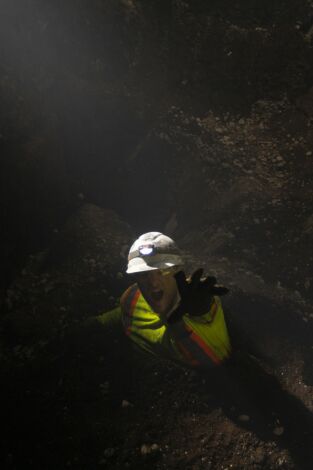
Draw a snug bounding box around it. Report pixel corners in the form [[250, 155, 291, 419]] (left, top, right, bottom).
[[94, 234, 313, 443], [96, 232, 231, 368]]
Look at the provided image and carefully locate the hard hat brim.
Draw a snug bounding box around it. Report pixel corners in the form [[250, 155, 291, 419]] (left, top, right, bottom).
[[126, 254, 183, 274]]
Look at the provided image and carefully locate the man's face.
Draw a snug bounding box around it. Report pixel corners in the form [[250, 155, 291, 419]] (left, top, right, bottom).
[[134, 269, 179, 318]]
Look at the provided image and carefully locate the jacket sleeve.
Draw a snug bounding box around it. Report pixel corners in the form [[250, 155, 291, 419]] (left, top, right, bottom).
[[95, 306, 123, 330]]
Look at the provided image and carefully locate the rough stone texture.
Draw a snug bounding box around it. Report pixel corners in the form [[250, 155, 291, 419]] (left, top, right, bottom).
[[1, 1, 313, 469], [1, 204, 134, 344]]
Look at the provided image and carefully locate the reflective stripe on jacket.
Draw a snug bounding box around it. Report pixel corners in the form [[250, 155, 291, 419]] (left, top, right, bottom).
[[120, 284, 231, 367]]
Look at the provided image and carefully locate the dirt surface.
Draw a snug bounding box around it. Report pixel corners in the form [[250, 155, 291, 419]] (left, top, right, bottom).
[[1, 202, 313, 470], [1, 1, 313, 469]]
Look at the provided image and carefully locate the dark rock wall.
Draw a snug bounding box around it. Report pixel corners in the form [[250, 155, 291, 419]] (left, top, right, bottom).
[[0, 0, 149, 288], [1, 0, 313, 296], [1, 5, 313, 468]]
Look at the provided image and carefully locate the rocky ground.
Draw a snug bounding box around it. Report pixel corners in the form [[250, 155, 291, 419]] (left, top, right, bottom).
[[1, 194, 313, 470], [1, 1, 313, 469]]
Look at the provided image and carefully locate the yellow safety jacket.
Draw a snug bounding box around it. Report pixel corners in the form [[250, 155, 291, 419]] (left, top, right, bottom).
[[120, 284, 231, 368]]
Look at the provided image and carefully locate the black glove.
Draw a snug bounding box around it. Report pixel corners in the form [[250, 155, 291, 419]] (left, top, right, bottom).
[[167, 269, 229, 325]]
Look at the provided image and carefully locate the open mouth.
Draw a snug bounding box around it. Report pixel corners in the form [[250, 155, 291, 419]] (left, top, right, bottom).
[[150, 290, 164, 302]]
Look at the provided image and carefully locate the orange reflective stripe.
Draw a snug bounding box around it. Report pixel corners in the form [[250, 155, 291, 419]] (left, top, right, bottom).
[[176, 340, 200, 366], [126, 289, 140, 335], [186, 325, 221, 365], [121, 285, 138, 313], [171, 322, 218, 367], [130, 289, 140, 314], [121, 285, 140, 335], [120, 286, 132, 308]]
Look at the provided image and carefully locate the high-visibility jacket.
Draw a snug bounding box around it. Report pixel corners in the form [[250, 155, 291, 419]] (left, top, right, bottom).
[[120, 284, 231, 368]]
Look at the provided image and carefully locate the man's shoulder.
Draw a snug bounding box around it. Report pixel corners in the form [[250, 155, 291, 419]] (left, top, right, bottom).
[[120, 283, 140, 311]]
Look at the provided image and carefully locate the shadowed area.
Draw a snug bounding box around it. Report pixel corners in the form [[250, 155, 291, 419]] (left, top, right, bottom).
[[1, 1, 313, 469]]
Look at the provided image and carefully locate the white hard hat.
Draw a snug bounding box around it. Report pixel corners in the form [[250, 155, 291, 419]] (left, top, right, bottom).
[[126, 232, 183, 274]]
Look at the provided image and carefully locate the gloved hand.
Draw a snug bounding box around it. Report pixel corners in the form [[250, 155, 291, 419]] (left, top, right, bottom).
[[167, 268, 229, 324]]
